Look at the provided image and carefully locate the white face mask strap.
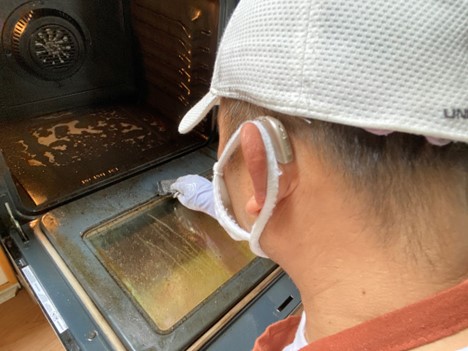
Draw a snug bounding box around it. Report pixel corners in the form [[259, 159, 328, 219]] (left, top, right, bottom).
[[213, 127, 249, 239], [213, 119, 281, 257], [249, 120, 282, 256]]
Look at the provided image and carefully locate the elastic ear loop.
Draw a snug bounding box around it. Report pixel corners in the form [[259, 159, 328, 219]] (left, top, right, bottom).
[[213, 119, 281, 257]]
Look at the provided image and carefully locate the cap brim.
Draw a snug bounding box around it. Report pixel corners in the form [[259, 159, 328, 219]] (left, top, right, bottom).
[[178, 92, 220, 134]]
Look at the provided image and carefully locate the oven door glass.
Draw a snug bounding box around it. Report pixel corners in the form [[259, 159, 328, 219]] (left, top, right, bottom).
[[84, 196, 255, 332]]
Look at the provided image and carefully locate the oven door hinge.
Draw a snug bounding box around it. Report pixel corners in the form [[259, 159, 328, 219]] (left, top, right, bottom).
[[0, 151, 33, 242], [4, 202, 29, 243]]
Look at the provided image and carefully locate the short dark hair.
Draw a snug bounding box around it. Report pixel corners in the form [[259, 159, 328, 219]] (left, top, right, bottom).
[[219, 97, 468, 246]]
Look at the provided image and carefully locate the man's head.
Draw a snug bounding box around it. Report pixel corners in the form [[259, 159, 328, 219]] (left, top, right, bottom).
[[217, 98, 468, 258], [178, 0, 468, 260]]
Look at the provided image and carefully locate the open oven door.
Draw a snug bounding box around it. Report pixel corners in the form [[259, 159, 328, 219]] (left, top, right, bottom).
[[0, 148, 301, 351], [0, 0, 301, 349]]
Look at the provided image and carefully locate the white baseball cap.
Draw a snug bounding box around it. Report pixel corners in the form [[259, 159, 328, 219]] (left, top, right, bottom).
[[179, 0, 468, 144]]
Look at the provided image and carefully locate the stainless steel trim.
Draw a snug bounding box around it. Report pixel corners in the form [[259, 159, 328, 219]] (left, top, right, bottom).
[[31, 220, 126, 351], [187, 266, 283, 351]]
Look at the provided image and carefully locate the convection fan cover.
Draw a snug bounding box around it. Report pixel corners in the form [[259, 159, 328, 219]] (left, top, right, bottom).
[[10, 8, 86, 81]]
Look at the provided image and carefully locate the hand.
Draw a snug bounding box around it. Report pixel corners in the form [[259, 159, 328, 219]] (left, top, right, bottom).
[[170, 175, 216, 219]]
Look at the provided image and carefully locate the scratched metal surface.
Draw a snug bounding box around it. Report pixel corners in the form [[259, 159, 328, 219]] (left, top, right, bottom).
[[85, 195, 255, 332], [39, 149, 275, 351], [0, 105, 205, 208]]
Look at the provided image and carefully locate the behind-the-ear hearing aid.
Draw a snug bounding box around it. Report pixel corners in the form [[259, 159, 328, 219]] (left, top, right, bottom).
[[256, 116, 294, 164]]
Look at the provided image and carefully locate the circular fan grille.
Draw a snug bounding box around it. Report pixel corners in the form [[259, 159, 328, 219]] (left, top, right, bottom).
[[10, 9, 85, 80], [31, 24, 78, 73]]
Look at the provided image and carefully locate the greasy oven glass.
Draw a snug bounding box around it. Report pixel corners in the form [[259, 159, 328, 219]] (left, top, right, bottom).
[[84, 195, 255, 332]]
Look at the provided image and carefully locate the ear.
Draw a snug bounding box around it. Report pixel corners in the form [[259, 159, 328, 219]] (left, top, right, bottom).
[[241, 123, 267, 215], [240, 123, 297, 216]]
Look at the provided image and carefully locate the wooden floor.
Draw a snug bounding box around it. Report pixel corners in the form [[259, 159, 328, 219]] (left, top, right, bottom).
[[0, 288, 64, 351]]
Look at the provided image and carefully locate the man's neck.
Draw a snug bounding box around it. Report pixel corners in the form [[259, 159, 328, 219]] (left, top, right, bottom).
[[272, 184, 468, 344], [298, 254, 467, 342]]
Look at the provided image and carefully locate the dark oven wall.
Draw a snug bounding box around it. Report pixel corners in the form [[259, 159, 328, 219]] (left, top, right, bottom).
[[0, 0, 135, 118], [130, 0, 219, 131], [0, 0, 223, 214]]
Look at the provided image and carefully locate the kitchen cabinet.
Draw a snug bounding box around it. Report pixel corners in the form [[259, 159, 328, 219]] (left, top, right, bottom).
[[0, 245, 20, 304]]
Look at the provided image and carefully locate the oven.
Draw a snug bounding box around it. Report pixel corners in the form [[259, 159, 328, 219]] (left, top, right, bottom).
[[0, 1, 301, 350]]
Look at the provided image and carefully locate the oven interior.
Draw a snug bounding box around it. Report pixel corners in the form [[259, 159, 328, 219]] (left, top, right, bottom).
[[0, 0, 223, 213], [0, 1, 301, 350]]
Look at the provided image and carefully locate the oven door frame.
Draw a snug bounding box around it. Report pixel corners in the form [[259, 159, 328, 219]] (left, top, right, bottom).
[[4, 224, 300, 351], [2, 147, 301, 351], [2, 229, 116, 350]]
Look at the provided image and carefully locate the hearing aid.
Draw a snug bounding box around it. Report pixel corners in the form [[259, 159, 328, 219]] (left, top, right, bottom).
[[256, 116, 294, 164]]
